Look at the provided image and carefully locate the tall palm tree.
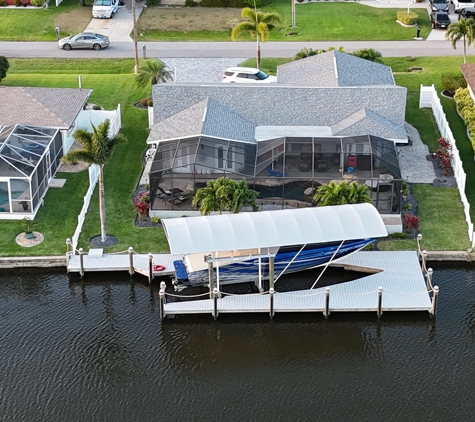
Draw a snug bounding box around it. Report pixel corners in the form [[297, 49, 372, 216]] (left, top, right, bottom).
[[135, 59, 173, 88], [446, 18, 475, 64], [313, 181, 372, 206], [352, 48, 383, 64], [192, 177, 259, 215], [62, 119, 128, 243], [231, 7, 282, 69]]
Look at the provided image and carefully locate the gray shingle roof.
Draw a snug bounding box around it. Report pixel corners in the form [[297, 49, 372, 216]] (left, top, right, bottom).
[[276, 51, 395, 87], [150, 83, 406, 142], [332, 108, 407, 139], [0, 87, 91, 128]]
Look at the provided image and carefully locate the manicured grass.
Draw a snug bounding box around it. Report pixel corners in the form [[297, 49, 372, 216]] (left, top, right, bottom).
[[137, 1, 431, 42], [0, 0, 91, 41], [0, 58, 170, 256]]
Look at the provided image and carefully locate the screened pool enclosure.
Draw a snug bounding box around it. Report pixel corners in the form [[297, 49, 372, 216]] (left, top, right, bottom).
[[148, 134, 403, 214], [0, 125, 63, 219]]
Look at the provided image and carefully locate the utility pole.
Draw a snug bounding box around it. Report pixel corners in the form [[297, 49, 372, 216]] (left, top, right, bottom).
[[132, 0, 139, 74], [291, 0, 296, 28]]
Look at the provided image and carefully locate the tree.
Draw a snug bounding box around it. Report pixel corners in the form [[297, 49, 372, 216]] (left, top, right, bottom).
[[313, 181, 372, 207], [192, 177, 259, 215], [352, 48, 383, 64], [446, 18, 475, 64], [62, 119, 128, 243], [135, 59, 173, 88], [231, 7, 282, 70], [0, 56, 9, 83], [294, 46, 345, 60]]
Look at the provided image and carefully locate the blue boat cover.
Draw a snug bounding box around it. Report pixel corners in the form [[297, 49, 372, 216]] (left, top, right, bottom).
[[173, 260, 189, 281]]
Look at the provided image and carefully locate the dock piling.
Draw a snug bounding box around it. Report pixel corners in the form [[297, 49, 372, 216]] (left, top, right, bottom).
[[426, 268, 433, 291], [208, 260, 214, 299], [269, 287, 274, 319], [430, 286, 439, 318], [421, 250, 427, 272], [128, 247, 134, 276], [148, 253, 153, 283], [377, 286, 383, 318], [324, 287, 330, 319], [79, 248, 84, 278], [159, 281, 166, 320], [213, 287, 219, 320]]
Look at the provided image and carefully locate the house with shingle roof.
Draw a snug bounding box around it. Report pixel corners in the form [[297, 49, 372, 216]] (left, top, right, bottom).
[[0, 86, 121, 220], [145, 52, 406, 216]]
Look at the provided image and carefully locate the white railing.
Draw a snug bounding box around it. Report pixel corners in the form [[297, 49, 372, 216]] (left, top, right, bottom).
[[420, 84, 475, 246], [71, 164, 100, 251]]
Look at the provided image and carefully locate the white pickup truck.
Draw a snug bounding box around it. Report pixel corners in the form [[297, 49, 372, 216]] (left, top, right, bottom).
[[92, 0, 119, 19]]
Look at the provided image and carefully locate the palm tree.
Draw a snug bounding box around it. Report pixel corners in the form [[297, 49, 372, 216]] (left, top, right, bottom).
[[135, 59, 173, 88], [352, 48, 383, 64], [313, 181, 371, 206], [192, 177, 259, 215], [62, 119, 128, 243], [231, 7, 282, 69], [446, 18, 475, 64]]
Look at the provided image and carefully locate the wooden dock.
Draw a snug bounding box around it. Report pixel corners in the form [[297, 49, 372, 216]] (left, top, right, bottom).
[[161, 251, 436, 319], [67, 249, 183, 279]]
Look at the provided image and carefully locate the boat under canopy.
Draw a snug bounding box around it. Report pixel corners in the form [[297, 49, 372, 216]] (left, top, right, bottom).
[[161, 204, 388, 287]]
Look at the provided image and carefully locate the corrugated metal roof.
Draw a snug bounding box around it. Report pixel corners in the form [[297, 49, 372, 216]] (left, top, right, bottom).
[[161, 203, 387, 255]]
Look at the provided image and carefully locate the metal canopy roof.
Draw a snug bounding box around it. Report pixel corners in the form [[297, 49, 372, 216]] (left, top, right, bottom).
[[161, 203, 388, 255]]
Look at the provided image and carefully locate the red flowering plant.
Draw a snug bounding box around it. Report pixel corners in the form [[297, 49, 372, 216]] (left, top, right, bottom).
[[435, 137, 452, 175], [404, 213, 420, 234], [134, 192, 150, 219]]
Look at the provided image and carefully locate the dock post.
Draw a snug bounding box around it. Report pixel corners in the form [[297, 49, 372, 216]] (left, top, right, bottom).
[[269, 287, 274, 319], [416, 233, 422, 258], [430, 286, 439, 318], [66, 238, 72, 270], [159, 281, 166, 320], [421, 250, 427, 273], [148, 253, 153, 284], [426, 268, 433, 291], [377, 286, 383, 318], [79, 248, 84, 278], [128, 247, 134, 276], [213, 287, 219, 320], [269, 256, 275, 290], [208, 260, 214, 299], [323, 287, 330, 319]]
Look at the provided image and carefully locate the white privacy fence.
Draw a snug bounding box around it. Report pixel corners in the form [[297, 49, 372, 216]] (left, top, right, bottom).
[[420, 84, 474, 246]]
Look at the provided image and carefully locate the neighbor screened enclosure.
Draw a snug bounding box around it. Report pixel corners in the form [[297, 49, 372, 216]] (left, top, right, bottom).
[[0, 125, 63, 217], [148, 134, 402, 213]]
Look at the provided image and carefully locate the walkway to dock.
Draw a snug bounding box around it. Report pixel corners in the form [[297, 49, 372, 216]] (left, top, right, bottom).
[[162, 251, 435, 319]]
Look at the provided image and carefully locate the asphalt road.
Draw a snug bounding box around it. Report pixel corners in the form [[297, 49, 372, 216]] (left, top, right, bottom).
[[0, 40, 464, 59]]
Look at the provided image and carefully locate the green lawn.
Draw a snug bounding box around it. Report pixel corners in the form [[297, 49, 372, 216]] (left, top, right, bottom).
[[137, 1, 431, 42], [0, 0, 90, 41]]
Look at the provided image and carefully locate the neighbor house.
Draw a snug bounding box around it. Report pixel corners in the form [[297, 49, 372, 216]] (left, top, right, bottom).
[[0, 86, 121, 219], [145, 51, 407, 217]]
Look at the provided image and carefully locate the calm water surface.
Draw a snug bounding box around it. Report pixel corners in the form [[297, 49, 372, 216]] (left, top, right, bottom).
[[1, 264, 475, 422]]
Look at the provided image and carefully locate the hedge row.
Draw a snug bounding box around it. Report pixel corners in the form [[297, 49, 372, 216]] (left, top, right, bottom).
[[397, 11, 418, 25], [200, 0, 272, 7], [454, 87, 475, 152]]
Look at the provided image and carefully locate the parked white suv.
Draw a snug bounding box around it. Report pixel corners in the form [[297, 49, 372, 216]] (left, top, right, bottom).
[[222, 67, 277, 84]]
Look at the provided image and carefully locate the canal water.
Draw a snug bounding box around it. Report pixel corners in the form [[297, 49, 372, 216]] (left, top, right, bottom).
[[1, 263, 475, 421]]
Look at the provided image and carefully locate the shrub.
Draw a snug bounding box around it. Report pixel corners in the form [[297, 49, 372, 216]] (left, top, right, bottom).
[[151, 216, 160, 224], [397, 11, 418, 25], [93, 105, 102, 110], [147, 98, 153, 107], [441, 73, 467, 94], [454, 88, 473, 113], [0, 0, 7, 6], [15, 0, 21, 6], [403, 203, 412, 211], [140, 97, 149, 106], [392, 232, 409, 239], [185, 0, 196, 6], [146, 0, 159, 5], [134, 192, 150, 219], [461, 106, 475, 123], [30, 0, 44, 6], [404, 213, 420, 233]]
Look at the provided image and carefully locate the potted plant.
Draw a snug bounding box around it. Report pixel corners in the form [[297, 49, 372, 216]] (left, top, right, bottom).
[[21, 217, 35, 239]]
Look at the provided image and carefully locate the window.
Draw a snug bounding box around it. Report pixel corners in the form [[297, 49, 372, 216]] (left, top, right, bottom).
[[237, 73, 248, 79]]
